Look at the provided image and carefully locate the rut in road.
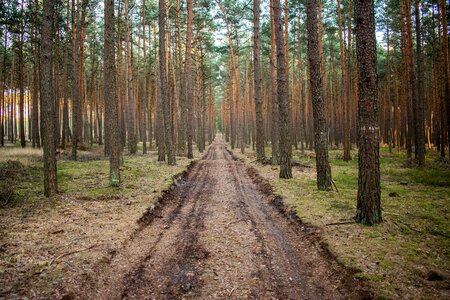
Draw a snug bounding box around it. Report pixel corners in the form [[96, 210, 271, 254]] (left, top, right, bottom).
[[85, 138, 368, 299]]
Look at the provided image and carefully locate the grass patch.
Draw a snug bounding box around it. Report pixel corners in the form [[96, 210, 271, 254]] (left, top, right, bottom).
[[0, 142, 200, 208]]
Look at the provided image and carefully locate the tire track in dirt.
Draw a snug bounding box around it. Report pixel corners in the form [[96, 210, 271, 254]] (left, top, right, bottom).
[[82, 138, 369, 299]]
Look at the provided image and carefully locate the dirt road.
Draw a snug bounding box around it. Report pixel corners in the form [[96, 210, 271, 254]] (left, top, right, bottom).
[[84, 139, 366, 299]]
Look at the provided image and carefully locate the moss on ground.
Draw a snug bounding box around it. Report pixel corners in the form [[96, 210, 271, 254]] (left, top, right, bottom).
[[232, 144, 450, 299], [0, 142, 198, 208]]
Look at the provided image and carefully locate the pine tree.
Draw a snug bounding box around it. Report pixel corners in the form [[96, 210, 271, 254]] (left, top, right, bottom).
[[253, 0, 265, 161], [41, 0, 57, 196], [104, 0, 120, 186], [355, 0, 382, 225], [273, 0, 292, 178], [306, 0, 332, 190]]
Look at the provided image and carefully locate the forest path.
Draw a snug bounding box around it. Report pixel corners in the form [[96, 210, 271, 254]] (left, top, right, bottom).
[[85, 138, 363, 300]]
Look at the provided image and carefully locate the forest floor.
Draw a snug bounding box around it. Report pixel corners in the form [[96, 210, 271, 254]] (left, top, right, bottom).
[[0, 137, 448, 299], [230, 142, 450, 299], [0, 138, 371, 299], [0, 143, 201, 299]]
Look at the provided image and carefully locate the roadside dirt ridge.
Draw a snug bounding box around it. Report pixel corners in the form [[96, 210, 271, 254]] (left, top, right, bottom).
[[86, 137, 366, 299]]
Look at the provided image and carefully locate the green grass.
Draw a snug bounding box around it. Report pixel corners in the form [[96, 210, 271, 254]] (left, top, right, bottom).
[[1, 142, 198, 208]]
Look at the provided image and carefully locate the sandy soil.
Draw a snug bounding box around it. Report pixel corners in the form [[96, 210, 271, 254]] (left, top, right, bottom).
[[78, 138, 370, 299]]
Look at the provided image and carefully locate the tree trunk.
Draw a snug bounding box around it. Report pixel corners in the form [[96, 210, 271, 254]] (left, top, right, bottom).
[[270, 0, 279, 164], [104, 0, 120, 186], [306, 0, 332, 190], [441, 0, 450, 157], [41, 0, 58, 196], [185, 0, 194, 159], [159, 0, 176, 165], [0, 31, 6, 147], [338, 0, 351, 161], [414, 0, 425, 165], [61, 0, 70, 149], [19, 0, 26, 148], [125, 0, 137, 154], [142, 1, 148, 155], [71, 0, 87, 160], [253, 0, 265, 161], [355, 0, 381, 225], [273, 0, 292, 178]]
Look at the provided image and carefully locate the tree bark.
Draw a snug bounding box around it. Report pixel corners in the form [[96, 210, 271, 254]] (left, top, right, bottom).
[[142, 1, 148, 155], [104, 0, 120, 186], [414, 0, 425, 165], [61, 0, 70, 149], [0, 31, 6, 147], [253, 0, 265, 161], [355, 0, 381, 225], [185, 0, 194, 159], [441, 0, 450, 157], [306, 0, 332, 190], [125, 0, 137, 154], [159, 0, 176, 165], [338, 0, 351, 161], [19, 0, 26, 148], [270, 0, 279, 164], [273, 0, 292, 178], [41, 0, 58, 196]]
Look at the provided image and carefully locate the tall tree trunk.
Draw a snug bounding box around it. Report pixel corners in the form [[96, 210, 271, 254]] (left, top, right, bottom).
[[414, 0, 425, 165], [273, 0, 292, 178], [338, 0, 351, 161], [441, 0, 450, 157], [19, 0, 26, 147], [41, 0, 58, 196], [142, 0, 148, 155], [61, 0, 70, 149], [176, 0, 185, 155], [298, 19, 306, 154], [355, 0, 381, 225], [403, 0, 419, 165], [306, 0, 332, 190], [71, 0, 85, 160], [0, 31, 6, 147], [125, 0, 137, 154], [104, 0, 120, 186], [270, 0, 279, 164], [254, 0, 265, 160], [400, 0, 414, 161], [159, 0, 176, 165], [185, 0, 194, 158]]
